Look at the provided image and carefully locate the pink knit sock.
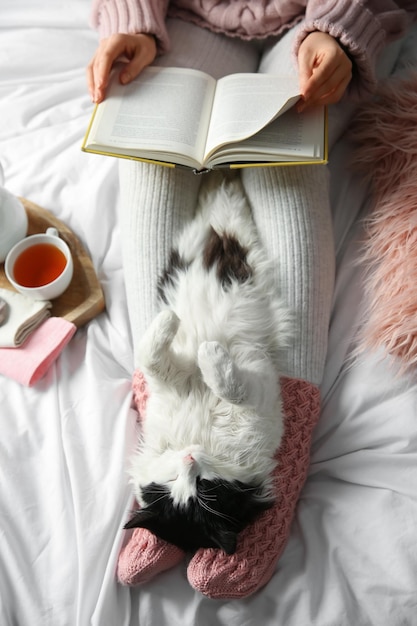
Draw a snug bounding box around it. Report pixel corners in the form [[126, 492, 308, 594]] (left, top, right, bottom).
[[117, 370, 185, 586], [117, 373, 320, 594], [117, 527, 185, 585], [186, 377, 320, 599]]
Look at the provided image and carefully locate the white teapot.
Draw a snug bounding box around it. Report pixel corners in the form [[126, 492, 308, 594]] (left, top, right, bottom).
[[0, 187, 28, 263]]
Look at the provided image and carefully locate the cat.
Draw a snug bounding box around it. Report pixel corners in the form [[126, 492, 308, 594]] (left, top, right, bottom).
[[125, 172, 293, 555]]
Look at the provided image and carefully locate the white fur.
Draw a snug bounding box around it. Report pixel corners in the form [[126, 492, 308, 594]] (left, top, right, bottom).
[[129, 174, 293, 508]]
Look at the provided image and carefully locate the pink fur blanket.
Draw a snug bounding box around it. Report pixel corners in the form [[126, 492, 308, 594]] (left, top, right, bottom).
[[350, 69, 417, 372]]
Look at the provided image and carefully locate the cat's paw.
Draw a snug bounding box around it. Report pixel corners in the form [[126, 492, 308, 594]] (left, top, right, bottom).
[[154, 309, 180, 339], [144, 309, 179, 346], [139, 309, 180, 374], [198, 341, 245, 404]]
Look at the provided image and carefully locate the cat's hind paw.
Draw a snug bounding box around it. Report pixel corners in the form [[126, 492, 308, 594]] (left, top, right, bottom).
[[198, 341, 246, 404]]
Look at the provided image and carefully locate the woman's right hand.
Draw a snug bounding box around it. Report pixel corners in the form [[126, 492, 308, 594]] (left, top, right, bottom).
[[87, 33, 157, 103]]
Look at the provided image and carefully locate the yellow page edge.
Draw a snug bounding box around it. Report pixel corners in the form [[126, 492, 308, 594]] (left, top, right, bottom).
[[229, 105, 329, 169], [81, 105, 328, 170], [81, 104, 176, 168], [81, 145, 176, 168]]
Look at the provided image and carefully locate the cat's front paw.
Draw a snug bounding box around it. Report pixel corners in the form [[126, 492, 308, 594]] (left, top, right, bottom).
[[142, 309, 179, 347], [155, 309, 180, 339], [139, 309, 180, 375], [198, 341, 245, 404]]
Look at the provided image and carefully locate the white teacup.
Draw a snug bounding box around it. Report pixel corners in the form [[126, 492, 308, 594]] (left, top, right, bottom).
[[5, 227, 73, 300]]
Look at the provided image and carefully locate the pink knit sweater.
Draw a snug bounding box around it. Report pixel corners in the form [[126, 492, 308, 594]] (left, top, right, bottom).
[[90, 0, 416, 96]]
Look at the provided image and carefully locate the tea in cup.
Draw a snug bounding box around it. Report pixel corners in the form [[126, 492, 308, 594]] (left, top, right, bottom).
[[5, 227, 73, 300]]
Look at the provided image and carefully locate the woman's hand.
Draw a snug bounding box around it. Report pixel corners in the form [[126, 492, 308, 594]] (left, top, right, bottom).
[[297, 31, 352, 111], [87, 33, 157, 103]]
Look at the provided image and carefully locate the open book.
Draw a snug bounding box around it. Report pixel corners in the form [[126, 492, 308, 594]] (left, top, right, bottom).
[[82, 66, 327, 172]]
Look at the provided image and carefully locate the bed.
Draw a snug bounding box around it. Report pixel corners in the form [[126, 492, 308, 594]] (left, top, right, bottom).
[[1, 2, 417, 624]]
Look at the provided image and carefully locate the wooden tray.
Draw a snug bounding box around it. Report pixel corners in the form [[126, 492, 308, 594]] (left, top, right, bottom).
[[0, 198, 105, 328]]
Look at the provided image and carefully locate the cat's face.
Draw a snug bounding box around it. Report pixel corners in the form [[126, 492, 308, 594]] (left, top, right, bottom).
[[136, 445, 220, 507], [126, 445, 271, 555]]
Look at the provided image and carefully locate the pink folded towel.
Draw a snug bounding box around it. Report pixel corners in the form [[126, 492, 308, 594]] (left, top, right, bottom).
[[0, 316, 76, 386]]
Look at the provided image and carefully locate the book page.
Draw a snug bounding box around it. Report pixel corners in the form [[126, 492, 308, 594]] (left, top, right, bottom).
[[87, 67, 216, 165], [207, 106, 325, 167], [204, 73, 300, 161]]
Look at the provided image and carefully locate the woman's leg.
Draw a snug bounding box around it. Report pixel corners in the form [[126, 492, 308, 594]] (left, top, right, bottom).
[[186, 28, 406, 599], [186, 161, 334, 600], [186, 27, 339, 599], [119, 18, 261, 365], [119, 163, 201, 359], [117, 18, 260, 585]]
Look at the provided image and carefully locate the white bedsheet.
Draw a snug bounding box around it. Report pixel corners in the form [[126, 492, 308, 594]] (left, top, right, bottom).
[[1, 3, 417, 625]]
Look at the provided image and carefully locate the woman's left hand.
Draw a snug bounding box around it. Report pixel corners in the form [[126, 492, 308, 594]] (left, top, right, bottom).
[[297, 31, 352, 111]]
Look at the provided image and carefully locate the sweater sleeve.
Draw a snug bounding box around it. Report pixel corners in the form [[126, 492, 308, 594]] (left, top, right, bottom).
[[294, 0, 416, 99], [90, 0, 171, 53]]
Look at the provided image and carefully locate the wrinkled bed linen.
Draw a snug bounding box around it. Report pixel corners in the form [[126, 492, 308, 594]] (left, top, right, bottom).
[[1, 3, 417, 625]]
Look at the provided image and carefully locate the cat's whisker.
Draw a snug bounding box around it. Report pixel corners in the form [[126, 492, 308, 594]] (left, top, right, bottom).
[[199, 483, 222, 494], [234, 484, 259, 494], [200, 480, 258, 496], [197, 495, 237, 524], [199, 493, 216, 501], [143, 491, 170, 506]]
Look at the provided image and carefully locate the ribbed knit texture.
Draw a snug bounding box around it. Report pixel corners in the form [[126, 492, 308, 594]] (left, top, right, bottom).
[[120, 161, 334, 383], [119, 161, 201, 366], [90, 0, 171, 51], [117, 372, 320, 596], [241, 164, 334, 385], [119, 164, 335, 385]]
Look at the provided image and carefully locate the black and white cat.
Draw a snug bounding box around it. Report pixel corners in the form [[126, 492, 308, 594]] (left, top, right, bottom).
[[125, 173, 292, 555]]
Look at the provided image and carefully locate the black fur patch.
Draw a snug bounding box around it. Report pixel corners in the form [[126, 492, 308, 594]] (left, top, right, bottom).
[[203, 227, 252, 287], [157, 249, 189, 304], [124, 478, 272, 555]]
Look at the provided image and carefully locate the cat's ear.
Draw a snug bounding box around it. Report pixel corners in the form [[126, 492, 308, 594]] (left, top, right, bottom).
[[210, 529, 238, 555], [124, 508, 156, 530]]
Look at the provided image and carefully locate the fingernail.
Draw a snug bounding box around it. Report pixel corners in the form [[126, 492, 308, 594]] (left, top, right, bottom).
[[120, 73, 130, 84], [297, 95, 306, 112]]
